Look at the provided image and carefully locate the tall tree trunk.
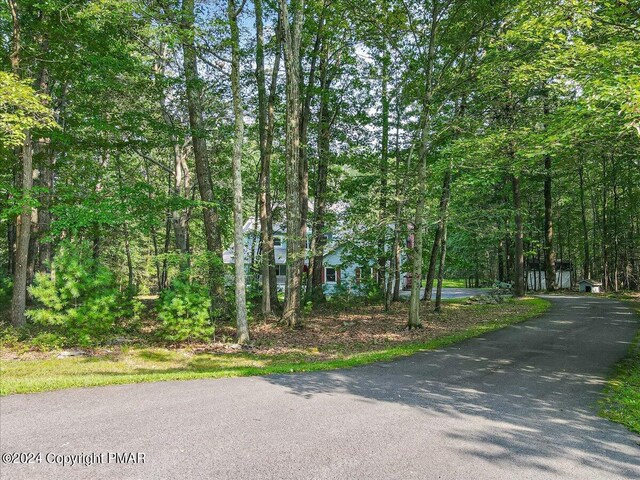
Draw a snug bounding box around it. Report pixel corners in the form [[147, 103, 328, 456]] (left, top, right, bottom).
[[434, 215, 448, 312], [602, 156, 609, 291], [423, 168, 451, 301], [543, 155, 556, 291], [578, 164, 590, 278], [309, 43, 333, 303], [408, 0, 438, 328], [172, 143, 190, 259], [392, 90, 406, 302], [256, 0, 282, 315], [498, 240, 505, 281], [180, 0, 224, 300], [255, 0, 270, 315], [512, 174, 525, 297], [26, 27, 53, 281], [11, 131, 32, 327], [280, 0, 305, 328], [9, 0, 31, 327], [377, 52, 390, 289], [116, 157, 134, 291], [155, 43, 190, 263], [228, 0, 249, 343], [299, 3, 326, 268]]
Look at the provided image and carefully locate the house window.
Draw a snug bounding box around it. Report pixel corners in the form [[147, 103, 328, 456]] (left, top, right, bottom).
[[273, 236, 282, 246], [325, 267, 336, 283], [276, 264, 286, 276]]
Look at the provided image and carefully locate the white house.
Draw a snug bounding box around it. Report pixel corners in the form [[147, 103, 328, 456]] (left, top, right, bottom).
[[223, 218, 411, 295]]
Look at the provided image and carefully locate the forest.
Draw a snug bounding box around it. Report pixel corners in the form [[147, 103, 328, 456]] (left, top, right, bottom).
[[1, 0, 639, 349]]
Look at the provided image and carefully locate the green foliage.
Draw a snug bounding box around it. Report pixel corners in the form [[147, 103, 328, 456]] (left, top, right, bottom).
[[358, 278, 385, 302], [30, 332, 66, 350], [27, 240, 141, 346], [0, 72, 57, 148], [157, 278, 214, 342], [0, 324, 21, 350], [0, 276, 12, 309]]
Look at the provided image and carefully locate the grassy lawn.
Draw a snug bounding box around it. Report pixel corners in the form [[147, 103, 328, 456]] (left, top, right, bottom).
[[599, 328, 640, 434], [441, 278, 468, 288], [0, 297, 549, 396]]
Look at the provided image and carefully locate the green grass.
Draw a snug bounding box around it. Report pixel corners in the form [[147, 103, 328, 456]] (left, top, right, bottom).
[[441, 278, 468, 288], [599, 329, 640, 434], [0, 297, 549, 396]]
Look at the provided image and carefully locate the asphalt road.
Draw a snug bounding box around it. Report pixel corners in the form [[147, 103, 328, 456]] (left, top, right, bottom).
[[1, 296, 639, 480], [399, 287, 490, 299]]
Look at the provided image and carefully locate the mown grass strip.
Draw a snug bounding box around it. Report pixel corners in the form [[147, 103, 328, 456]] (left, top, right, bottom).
[[599, 328, 640, 435]]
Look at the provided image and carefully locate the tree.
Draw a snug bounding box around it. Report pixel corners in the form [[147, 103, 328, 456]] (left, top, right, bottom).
[[279, 0, 305, 328], [227, 0, 249, 343], [180, 0, 225, 302]]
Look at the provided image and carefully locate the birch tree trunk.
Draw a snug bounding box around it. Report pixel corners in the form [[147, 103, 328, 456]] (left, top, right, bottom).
[[228, 0, 250, 343]]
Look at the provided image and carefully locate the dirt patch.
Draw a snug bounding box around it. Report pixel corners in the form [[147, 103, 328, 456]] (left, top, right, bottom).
[[202, 300, 536, 358]]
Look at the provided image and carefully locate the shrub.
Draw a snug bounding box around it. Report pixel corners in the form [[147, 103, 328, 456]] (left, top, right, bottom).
[[27, 240, 141, 346], [30, 332, 65, 350], [157, 278, 213, 342], [327, 276, 383, 309], [0, 323, 21, 349]]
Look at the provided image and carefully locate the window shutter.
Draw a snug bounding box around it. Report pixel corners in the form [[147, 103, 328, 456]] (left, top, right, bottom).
[[337, 267, 341, 285]]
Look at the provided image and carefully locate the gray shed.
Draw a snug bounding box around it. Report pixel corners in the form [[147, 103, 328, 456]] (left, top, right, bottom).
[[578, 279, 602, 293]]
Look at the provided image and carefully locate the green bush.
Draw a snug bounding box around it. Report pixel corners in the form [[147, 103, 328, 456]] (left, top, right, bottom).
[[30, 332, 65, 350], [27, 240, 141, 346], [0, 323, 21, 349], [157, 278, 213, 342], [327, 276, 383, 309]]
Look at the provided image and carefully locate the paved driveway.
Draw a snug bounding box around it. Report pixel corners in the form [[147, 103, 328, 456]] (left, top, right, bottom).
[[1, 296, 639, 479], [399, 287, 491, 299]]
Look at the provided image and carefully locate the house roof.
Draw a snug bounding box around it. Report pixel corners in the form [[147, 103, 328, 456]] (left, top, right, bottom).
[[578, 279, 602, 285]]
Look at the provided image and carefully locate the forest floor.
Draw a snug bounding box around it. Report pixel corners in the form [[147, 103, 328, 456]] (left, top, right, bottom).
[[0, 297, 549, 395]]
